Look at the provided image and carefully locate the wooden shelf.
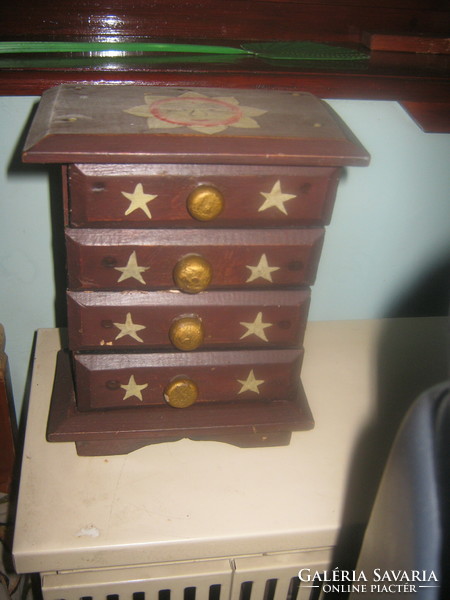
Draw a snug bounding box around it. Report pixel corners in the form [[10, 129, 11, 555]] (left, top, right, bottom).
[[1, 0, 449, 130]]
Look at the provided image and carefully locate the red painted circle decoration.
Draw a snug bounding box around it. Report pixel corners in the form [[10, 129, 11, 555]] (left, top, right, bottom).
[[149, 96, 243, 128]]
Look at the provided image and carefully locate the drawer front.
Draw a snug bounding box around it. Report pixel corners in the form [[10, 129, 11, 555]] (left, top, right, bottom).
[[66, 228, 324, 291], [68, 164, 340, 227], [67, 289, 310, 351], [73, 349, 303, 410]]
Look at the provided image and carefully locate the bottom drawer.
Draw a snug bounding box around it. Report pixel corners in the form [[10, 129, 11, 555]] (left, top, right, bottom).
[[73, 349, 303, 411], [47, 349, 313, 455]]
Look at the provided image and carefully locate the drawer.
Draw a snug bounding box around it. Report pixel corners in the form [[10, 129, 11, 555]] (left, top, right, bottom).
[[67, 289, 310, 351], [73, 348, 303, 410], [66, 228, 324, 291], [67, 163, 341, 227]]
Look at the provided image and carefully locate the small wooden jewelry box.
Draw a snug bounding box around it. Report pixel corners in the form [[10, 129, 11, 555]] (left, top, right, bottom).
[[23, 85, 369, 455]]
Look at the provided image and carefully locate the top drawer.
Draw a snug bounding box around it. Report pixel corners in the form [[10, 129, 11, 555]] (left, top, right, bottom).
[[67, 164, 341, 228]]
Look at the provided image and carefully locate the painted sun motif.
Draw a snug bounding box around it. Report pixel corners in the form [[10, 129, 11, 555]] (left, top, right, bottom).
[[124, 91, 267, 135]]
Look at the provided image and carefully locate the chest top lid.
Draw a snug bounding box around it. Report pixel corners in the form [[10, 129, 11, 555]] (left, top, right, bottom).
[[23, 84, 369, 167]]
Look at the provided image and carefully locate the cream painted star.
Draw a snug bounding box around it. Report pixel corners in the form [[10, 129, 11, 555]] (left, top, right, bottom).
[[113, 312, 146, 343], [240, 311, 272, 342], [237, 369, 265, 395], [124, 91, 267, 135], [114, 251, 149, 284], [121, 183, 157, 219], [246, 253, 280, 283], [120, 374, 148, 401], [259, 180, 297, 215]]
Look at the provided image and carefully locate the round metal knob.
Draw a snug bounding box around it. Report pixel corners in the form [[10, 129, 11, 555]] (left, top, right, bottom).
[[169, 315, 204, 351], [173, 254, 212, 294], [164, 377, 199, 408], [187, 185, 224, 221]]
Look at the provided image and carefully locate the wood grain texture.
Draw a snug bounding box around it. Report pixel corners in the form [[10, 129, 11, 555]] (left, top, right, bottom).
[[74, 348, 303, 410], [67, 289, 310, 351], [3, 1, 449, 43], [68, 163, 341, 227], [65, 228, 325, 290]]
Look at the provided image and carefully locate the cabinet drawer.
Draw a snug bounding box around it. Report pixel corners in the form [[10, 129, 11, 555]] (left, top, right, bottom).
[[67, 163, 340, 227], [73, 349, 303, 410], [67, 289, 310, 351], [66, 228, 324, 291]]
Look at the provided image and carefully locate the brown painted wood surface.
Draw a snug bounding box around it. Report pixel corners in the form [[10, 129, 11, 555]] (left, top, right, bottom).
[[23, 81, 370, 451], [400, 101, 450, 133], [65, 228, 325, 290], [67, 289, 310, 351], [74, 431, 294, 455], [22, 86, 370, 166], [361, 32, 450, 54], [68, 164, 341, 227], [47, 349, 314, 455], [74, 348, 303, 410]]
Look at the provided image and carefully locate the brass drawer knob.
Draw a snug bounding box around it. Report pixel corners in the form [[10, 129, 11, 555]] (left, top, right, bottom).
[[173, 254, 212, 293], [187, 185, 224, 221], [169, 315, 204, 351], [164, 377, 199, 409]]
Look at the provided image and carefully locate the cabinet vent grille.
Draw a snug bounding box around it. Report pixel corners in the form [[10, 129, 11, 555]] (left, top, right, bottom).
[[41, 550, 331, 600]]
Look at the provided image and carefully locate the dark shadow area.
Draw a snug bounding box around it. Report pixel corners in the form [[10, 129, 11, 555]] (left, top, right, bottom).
[[2, 331, 39, 600], [326, 251, 450, 597], [385, 255, 450, 319], [328, 314, 449, 597], [6, 101, 68, 331]]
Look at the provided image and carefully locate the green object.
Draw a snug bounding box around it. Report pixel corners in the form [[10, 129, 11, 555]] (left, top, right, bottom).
[[242, 41, 368, 61], [0, 41, 248, 55], [0, 40, 368, 61]]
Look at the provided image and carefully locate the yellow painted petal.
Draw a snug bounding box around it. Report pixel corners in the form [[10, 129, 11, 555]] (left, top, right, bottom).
[[189, 125, 227, 134], [144, 95, 171, 105], [214, 96, 240, 105], [241, 106, 267, 118], [229, 116, 261, 129], [146, 117, 179, 129], [124, 105, 151, 117], [179, 91, 209, 98]]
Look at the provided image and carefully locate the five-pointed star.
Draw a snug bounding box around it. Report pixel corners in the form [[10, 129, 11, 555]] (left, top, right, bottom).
[[240, 311, 272, 342], [246, 253, 280, 283], [237, 369, 265, 395], [121, 183, 157, 219], [114, 251, 149, 284], [120, 374, 148, 401], [258, 180, 297, 215], [113, 312, 146, 342]]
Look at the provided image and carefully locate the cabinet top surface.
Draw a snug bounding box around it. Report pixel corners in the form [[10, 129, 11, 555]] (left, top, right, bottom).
[[22, 84, 369, 166]]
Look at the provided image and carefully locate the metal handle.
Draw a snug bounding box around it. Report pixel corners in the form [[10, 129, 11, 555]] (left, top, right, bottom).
[[173, 254, 212, 293], [169, 315, 204, 351], [187, 184, 224, 221], [164, 377, 199, 408]]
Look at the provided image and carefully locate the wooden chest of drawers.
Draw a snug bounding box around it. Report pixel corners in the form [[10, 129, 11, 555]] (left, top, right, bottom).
[[23, 85, 369, 455]]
